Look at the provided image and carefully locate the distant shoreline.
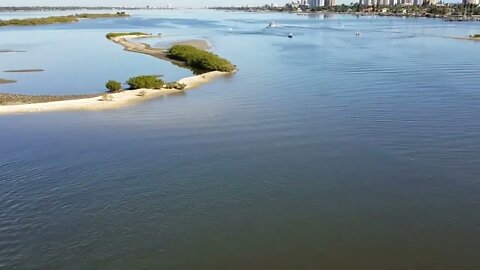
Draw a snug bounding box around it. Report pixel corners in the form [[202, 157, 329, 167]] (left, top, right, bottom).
[[3, 69, 44, 73], [0, 13, 129, 27]]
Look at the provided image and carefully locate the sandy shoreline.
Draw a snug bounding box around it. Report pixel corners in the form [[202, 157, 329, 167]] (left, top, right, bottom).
[[171, 39, 211, 50], [0, 71, 229, 115], [0, 34, 233, 115]]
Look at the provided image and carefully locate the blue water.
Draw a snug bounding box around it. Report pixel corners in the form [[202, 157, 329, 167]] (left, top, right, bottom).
[[1, 10, 480, 269]]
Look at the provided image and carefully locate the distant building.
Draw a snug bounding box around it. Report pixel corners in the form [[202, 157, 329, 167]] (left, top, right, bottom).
[[463, 0, 479, 4], [309, 0, 324, 7], [325, 0, 336, 5], [360, 0, 370, 5]]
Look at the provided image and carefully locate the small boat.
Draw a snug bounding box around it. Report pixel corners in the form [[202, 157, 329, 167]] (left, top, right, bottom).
[[268, 21, 276, 28], [355, 32, 361, 36], [288, 33, 293, 38]]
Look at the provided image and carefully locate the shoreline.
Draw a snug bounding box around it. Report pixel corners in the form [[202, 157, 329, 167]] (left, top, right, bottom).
[[0, 33, 233, 115], [0, 71, 229, 114]]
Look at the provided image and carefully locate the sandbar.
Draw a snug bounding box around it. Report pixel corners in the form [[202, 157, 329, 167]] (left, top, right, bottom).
[[0, 71, 228, 114], [0, 79, 16, 84], [171, 39, 211, 50], [0, 49, 26, 53], [0, 34, 233, 115], [4, 69, 44, 73]]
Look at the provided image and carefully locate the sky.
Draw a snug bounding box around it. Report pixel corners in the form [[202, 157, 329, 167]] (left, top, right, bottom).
[[0, 0, 276, 8]]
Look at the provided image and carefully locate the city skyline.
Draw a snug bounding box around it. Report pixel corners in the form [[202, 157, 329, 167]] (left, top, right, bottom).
[[0, 0, 467, 8]]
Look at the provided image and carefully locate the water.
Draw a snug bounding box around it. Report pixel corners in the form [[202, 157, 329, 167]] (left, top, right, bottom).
[[1, 10, 480, 269]]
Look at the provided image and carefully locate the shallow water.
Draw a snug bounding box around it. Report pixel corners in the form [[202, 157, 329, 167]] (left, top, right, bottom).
[[1, 10, 480, 269]]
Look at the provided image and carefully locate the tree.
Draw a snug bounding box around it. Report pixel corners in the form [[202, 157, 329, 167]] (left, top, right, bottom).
[[126, 76, 164, 89], [105, 80, 122, 92]]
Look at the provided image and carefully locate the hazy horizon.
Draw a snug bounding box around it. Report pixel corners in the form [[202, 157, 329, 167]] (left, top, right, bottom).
[[0, 0, 278, 8]]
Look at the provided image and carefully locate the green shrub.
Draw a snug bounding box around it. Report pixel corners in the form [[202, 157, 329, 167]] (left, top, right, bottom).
[[165, 82, 187, 90], [106, 32, 149, 39], [100, 93, 113, 101], [126, 76, 164, 89], [105, 80, 122, 92], [137, 90, 147, 97], [167, 45, 235, 72], [471, 34, 480, 38]]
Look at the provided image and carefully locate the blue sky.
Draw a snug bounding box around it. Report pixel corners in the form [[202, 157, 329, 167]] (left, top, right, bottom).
[[1, 0, 277, 8]]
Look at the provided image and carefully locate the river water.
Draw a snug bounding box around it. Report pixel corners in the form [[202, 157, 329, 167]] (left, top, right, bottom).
[[0, 10, 479, 269]]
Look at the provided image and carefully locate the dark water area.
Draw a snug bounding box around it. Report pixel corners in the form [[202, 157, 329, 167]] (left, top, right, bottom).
[[1, 10, 480, 269]]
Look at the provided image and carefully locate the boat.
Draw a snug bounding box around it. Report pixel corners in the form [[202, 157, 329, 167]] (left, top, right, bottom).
[[268, 21, 276, 28], [288, 33, 293, 38]]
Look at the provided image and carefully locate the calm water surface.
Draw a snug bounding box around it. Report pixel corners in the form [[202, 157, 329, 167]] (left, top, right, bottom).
[[1, 10, 480, 269]]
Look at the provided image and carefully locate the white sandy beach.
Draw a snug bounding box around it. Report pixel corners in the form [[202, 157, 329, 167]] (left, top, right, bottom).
[[0, 71, 228, 115]]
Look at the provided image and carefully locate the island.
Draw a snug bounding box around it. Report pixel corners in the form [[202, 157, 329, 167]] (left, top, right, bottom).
[[0, 33, 236, 114], [469, 34, 480, 40], [106, 32, 235, 72], [0, 79, 16, 84], [0, 12, 128, 27]]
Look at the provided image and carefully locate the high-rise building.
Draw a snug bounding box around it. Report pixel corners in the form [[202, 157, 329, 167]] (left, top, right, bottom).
[[309, 0, 323, 7], [361, 0, 370, 5], [325, 0, 336, 5]]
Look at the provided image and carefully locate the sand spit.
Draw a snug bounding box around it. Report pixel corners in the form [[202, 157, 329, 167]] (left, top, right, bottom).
[[171, 39, 211, 50], [0, 71, 228, 115], [0, 34, 233, 115], [0, 79, 16, 84], [0, 49, 26, 53], [109, 35, 181, 64], [3, 69, 44, 73]]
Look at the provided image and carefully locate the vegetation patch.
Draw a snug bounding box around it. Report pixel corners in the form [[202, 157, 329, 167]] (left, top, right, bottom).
[[0, 49, 26, 53], [137, 90, 147, 97], [75, 12, 127, 19], [0, 79, 16, 84], [470, 34, 480, 38], [106, 32, 149, 39], [3, 69, 44, 73], [0, 13, 128, 27], [105, 80, 122, 93], [167, 45, 235, 72], [126, 76, 164, 90], [165, 82, 187, 90]]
